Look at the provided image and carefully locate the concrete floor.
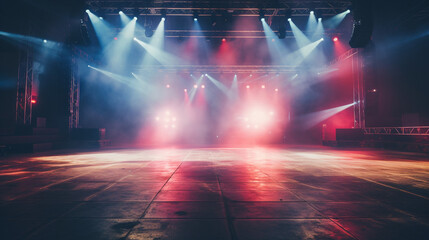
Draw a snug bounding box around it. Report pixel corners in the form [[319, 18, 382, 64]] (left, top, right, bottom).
[[1, 146, 429, 239]]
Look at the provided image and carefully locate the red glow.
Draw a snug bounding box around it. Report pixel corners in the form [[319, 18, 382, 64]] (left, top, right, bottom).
[[31, 99, 36, 104], [333, 37, 339, 42], [114, 37, 118, 40], [261, 85, 265, 89], [222, 38, 226, 42], [246, 85, 250, 89]]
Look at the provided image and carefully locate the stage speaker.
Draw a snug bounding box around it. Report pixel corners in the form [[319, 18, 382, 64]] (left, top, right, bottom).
[[349, 0, 373, 48]]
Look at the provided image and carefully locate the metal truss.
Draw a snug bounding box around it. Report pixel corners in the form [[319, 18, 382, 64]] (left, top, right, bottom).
[[69, 53, 80, 129], [15, 44, 34, 126], [135, 64, 297, 74], [364, 127, 429, 136], [86, 0, 351, 17]]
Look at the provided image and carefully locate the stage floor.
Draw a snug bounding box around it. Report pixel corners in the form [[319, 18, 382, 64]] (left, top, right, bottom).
[[1, 146, 429, 239]]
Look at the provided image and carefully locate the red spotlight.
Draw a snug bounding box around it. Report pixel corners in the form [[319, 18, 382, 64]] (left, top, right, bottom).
[[274, 88, 279, 92], [261, 85, 265, 89], [332, 36, 339, 42], [222, 38, 226, 42], [31, 99, 36, 104], [184, 89, 187, 92], [166, 84, 170, 88], [114, 37, 118, 40], [246, 85, 250, 89], [193, 84, 198, 88], [201, 84, 205, 89]]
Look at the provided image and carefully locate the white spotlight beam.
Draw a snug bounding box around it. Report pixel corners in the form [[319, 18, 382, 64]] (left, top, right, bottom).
[[104, 18, 137, 71], [289, 20, 311, 48], [142, 20, 165, 66], [285, 38, 324, 66], [189, 74, 204, 102], [306, 11, 318, 33], [119, 11, 131, 26], [86, 11, 114, 47], [206, 74, 232, 98], [134, 38, 184, 65], [88, 65, 145, 92], [300, 103, 355, 129], [261, 20, 289, 64], [324, 10, 350, 29]]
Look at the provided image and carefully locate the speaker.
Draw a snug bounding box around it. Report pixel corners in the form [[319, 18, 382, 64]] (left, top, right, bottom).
[[349, 0, 373, 48]]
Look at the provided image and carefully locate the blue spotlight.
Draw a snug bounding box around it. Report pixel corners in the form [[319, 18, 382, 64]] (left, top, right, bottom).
[[194, 17, 198, 21], [288, 18, 292, 22], [161, 17, 165, 21], [310, 11, 314, 14], [318, 18, 322, 21], [346, 9, 351, 14], [43, 39, 47, 43], [99, 17, 103, 20], [119, 11, 123, 14], [85, 9, 90, 13], [133, 16, 137, 20]]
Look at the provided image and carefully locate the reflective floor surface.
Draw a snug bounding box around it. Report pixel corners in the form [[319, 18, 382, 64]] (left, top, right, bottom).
[[1, 146, 429, 239]]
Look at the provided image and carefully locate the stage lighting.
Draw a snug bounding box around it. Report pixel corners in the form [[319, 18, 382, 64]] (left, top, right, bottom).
[[288, 18, 292, 22], [193, 84, 198, 88], [222, 38, 226, 42], [31, 99, 36, 104], [85, 9, 90, 13], [119, 10, 123, 14], [321, 38, 324, 41], [275, 88, 279, 92], [166, 84, 170, 88], [134, 16, 138, 20], [259, 9, 265, 21], [184, 89, 187, 92], [250, 74, 252, 77], [133, 37, 137, 41], [346, 9, 351, 14], [204, 74, 208, 76], [161, 9, 166, 21], [193, 12, 198, 21], [99, 17, 103, 20], [318, 18, 322, 21], [201, 85, 205, 89], [333, 36, 339, 42], [246, 85, 250, 89], [43, 39, 47, 43], [190, 74, 193, 76], [261, 85, 265, 89]]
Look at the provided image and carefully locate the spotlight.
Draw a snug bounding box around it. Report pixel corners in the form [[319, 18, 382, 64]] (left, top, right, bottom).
[[321, 38, 324, 41], [134, 16, 138, 20], [119, 10, 123, 14], [222, 38, 226, 42], [275, 88, 279, 92], [193, 12, 198, 21], [201, 85, 205, 89], [166, 84, 170, 88], [190, 74, 193, 76], [161, 9, 166, 21], [85, 9, 90, 13], [259, 9, 265, 21], [261, 85, 265, 89], [43, 39, 47, 43], [99, 17, 103, 20], [194, 17, 198, 21], [288, 18, 292, 22], [193, 84, 198, 88], [332, 36, 339, 42], [250, 74, 252, 77], [346, 9, 351, 14], [310, 10, 314, 14], [184, 89, 187, 92], [318, 17, 322, 21], [204, 74, 208, 76], [246, 85, 250, 89]]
